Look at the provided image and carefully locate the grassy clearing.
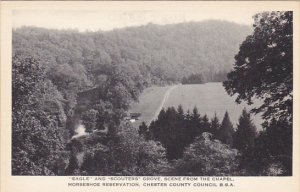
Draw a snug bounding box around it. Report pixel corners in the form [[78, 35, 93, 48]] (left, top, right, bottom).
[[129, 85, 174, 127], [129, 83, 263, 129]]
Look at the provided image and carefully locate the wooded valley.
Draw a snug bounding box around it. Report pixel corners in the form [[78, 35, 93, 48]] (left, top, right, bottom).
[[12, 12, 292, 176]]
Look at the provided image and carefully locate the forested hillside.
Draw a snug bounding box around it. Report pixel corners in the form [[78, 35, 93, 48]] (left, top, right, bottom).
[[13, 20, 250, 87]]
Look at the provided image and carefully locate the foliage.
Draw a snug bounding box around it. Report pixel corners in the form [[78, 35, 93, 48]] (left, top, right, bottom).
[[170, 132, 239, 176], [149, 107, 186, 160], [12, 55, 67, 175], [181, 72, 227, 84], [234, 108, 257, 151], [223, 11, 293, 176], [81, 109, 99, 133], [79, 123, 169, 175], [248, 119, 292, 175], [233, 109, 257, 173], [148, 106, 230, 160], [182, 73, 206, 84], [138, 122, 148, 138], [210, 113, 220, 136], [201, 114, 210, 132], [223, 11, 293, 123], [65, 151, 80, 175], [13, 21, 250, 88], [216, 111, 235, 147]]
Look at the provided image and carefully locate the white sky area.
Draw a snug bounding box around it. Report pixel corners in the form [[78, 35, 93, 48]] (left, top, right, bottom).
[[13, 10, 259, 32]]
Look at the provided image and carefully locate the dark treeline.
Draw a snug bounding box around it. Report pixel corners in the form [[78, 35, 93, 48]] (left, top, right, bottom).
[[142, 106, 212, 160], [181, 71, 228, 84], [139, 106, 291, 176], [182, 74, 205, 84]]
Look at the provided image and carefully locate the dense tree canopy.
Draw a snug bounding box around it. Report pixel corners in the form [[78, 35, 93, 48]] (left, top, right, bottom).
[[12, 55, 68, 175], [146, 106, 238, 161], [246, 119, 292, 175], [223, 11, 293, 176], [78, 123, 170, 176], [171, 132, 239, 176], [224, 11, 293, 123], [13, 20, 250, 88]]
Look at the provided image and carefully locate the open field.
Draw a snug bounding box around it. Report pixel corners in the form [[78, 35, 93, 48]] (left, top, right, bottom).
[[129, 82, 263, 129], [128, 85, 175, 127]]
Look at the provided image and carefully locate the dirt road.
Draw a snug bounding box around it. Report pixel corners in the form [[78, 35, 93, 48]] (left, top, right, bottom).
[[149, 85, 178, 123]]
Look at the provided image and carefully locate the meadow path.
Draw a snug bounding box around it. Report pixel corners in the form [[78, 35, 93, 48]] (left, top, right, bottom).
[[149, 85, 178, 124]]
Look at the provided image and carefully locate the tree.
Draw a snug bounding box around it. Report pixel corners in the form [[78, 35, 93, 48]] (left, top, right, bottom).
[[223, 11, 293, 123], [191, 106, 202, 135], [136, 140, 170, 175], [201, 114, 210, 132], [234, 108, 257, 151], [241, 119, 292, 176], [210, 113, 220, 136], [171, 132, 239, 176], [12, 55, 44, 111], [257, 119, 292, 175], [177, 105, 184, 118], [148, 106, 204, 161], [65, 151, 79, 175], [139, 122, 149, 140], [182, 73, 206, 84], [12, 55, 67, 175], [80, 124, 170, 176], [163, 107, 183, 160], [223, 11, 293, 176], [216, 111, 234, 147], [191, 106, 201, 122], [233, 109, 257, 172], [81, 109, 99, 133]]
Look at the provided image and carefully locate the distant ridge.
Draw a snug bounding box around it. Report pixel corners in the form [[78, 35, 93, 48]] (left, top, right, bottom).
[[13, 20, 251, 86]]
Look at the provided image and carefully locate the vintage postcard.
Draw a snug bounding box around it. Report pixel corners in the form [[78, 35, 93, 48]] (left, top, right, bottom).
[[1, 1, 300, 192]]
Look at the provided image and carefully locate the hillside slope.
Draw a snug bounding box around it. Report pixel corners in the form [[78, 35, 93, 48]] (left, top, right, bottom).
[[13, 20, 251, 88]]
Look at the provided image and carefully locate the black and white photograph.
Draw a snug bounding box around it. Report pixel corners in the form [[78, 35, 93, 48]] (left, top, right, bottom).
[[1, 2, 299, 191], [9, 4, 294, 177]]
